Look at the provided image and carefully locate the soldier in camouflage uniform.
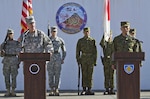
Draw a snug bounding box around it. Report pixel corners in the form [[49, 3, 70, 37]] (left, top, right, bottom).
[[47, 26, 66, 96], [20, 16, 53, 53], [113, 21, 137, 53], [0, 29, 21, 96], [129, 28, 143, 66], [76, 27, 97, 95], [100, 33, 115, 95], [129, 28, 142, 52]]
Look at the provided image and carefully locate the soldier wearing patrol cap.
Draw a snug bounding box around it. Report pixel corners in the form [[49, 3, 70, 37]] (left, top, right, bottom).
[[0, 28, 22, 96], [19, 15, 53, 53], [129, 28, 143, 60], [112, 21, 138, 72], [129, 28, 136, 38], [112, 21, 137, 52], [76, 27, 97, 95], [47, 26, 66, 96]]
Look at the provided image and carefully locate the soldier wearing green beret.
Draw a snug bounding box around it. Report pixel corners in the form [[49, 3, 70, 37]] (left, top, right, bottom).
[[100, 31, 115, 95], [76, 27, 97, 95]]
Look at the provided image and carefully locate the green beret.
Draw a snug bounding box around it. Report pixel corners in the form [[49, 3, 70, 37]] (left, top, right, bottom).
[[7, 28, 14, 34], [121, 21, 130, 27], [84, 27, 90, 31], [129, 28, 136, 33]]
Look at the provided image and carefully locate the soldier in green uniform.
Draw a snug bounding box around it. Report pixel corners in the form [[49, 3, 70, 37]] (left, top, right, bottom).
[[112, 21, 137, 69], [129, 28, 142, 52], [113, 21, 137, 52], [76, 27, 97, 95], [100, 32, 115, 95], [129, 28, 143, 66]]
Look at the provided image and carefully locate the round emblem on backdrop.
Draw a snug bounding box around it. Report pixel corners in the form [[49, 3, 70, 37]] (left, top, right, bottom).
[[29, 64, 40, 75], [56, 2, 87, 34]]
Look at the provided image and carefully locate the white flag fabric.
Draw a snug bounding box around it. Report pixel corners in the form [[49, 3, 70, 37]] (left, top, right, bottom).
[[104, 0, 110, 42]]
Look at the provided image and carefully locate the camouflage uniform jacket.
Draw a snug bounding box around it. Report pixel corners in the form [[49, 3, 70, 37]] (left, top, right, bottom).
[[0, 40, 21, 64], [76, 36, 97, 65], [22, 29, 53, 53], [50, 36, 66, 60], [100, 35, 114, 65], [113, 34, 136, 52]]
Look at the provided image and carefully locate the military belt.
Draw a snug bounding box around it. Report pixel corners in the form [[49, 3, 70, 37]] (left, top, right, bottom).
[[5, 54, 16, 57], [82, 53, 92, 55]]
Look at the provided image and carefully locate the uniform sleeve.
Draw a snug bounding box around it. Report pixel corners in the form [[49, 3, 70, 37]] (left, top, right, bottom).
[[16, 41, 22, 55], [93, 39, 97, 65], [60, 38, 66, 60], [43, 33, 54, 53], [76, 39, 81, 64], [0, 42, 4, 51], [100, 35, 105, 48]]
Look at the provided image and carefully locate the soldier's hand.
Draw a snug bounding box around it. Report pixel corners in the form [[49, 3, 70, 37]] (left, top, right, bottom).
[[112, 65, 116, 70], [17, 64, 20, 69], [61, 60, 64, 64], [0, 50, 5, 57]]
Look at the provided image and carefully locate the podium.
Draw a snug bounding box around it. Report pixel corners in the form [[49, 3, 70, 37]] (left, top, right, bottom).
[[112, 52, 145, 99], [19, 53, 50, 99]]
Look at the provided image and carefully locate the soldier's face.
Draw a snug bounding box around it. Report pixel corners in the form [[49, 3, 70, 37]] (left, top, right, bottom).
[[51, 31, 57, 37], [8, 33, 14, 39], [84, 30, 90, 36], [27, 22, 36, 31], [130, 32, 136, 38], [121, 26, 130, 34]]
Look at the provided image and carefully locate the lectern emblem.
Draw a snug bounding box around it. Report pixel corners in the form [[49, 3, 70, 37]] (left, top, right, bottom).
[[29, 64, 40, 75], [124, 64, 134, 74]]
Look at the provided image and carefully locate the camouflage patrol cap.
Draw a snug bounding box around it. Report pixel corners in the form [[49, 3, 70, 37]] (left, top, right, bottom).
[[7, 28, 14, 34], [129, 28, 136, 34], [51, 26, 57, 32], [25, 16, 36, 24], [121, 21, 130, 27], [84, 27, 90, 31]]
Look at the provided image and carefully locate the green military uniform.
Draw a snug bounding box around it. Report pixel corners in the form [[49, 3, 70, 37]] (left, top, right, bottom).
[[129, 28, 142, 52], [129, 28, 143, 66], [113, 22, 136, 52], [112, 21, 137, 94], [76, 27, 97, 95], [113, 34, 136, 52], [100, 35, 115, 95]]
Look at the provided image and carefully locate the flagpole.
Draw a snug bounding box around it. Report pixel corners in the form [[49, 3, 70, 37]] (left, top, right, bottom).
[[47, 21, 50, 37]]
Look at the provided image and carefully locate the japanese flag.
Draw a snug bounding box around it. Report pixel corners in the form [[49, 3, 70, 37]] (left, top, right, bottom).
[[104, 0, 110, 42]]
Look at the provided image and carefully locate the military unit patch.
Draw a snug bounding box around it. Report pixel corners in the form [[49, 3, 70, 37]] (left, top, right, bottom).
[[56, 2, 87, 34], [124, 64, 134, 74]]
